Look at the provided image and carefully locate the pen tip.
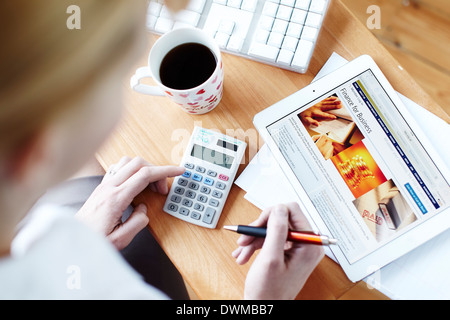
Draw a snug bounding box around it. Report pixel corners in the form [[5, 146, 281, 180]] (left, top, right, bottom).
[[223, 225, 238, 232]]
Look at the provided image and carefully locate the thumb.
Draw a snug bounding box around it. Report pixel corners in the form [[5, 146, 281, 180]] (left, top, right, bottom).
[[260, 205, 289, 260], [108, 203, 149, 250]]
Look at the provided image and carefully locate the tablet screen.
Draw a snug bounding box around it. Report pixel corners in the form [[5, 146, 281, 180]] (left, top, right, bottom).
[[266, 69, 450, 264]]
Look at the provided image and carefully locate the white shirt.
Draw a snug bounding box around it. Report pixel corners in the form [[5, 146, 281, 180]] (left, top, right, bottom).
[[0, 205, 168, 299]]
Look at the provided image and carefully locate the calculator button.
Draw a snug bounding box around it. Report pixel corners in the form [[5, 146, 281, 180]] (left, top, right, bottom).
[[209, 198, 219, 207], [170, 195, 182, 203], [200, 186, 211, 194], [195, 166, 206, 173], [174, 186, 185, 195], [185, 190, 196, 199], [184, 163, 194, 169], [178, 178, 188, 186], [191, 211, 201, 220], [207, 170, 217, 177], [204, 177, 214, 186], [197, 194, 208, 203], [188, 182, 199, 190], [194, 203, 204, 211], [202, 207, 216, 224], [212, 190, 223, 199], [215, 182, 226, 190], [179, 207, 190, 216], [167, 203, 178, 212], [218, 174, 229, 181], [182, 199, 193, 207], [182, 170, 192, 178], [192, 173, 203, 182]]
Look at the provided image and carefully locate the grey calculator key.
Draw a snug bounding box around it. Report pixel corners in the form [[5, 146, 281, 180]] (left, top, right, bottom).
[[182, 199, 193, 207], [194, 203, 204, 211], [200, 186, 211, 194], [207, 170, 217, 177], [174, 186, 185, 195], [215, 182, 226, 190], [191, 212, 201, 220], [212, 190, 223, 199], [202, 207, 216, 224], [170, 195, 182, 203], [186, 190, 196, 199], [179, 207, 189, 216], [209, 198, 219, 207], [196, 166, 206, 173], [197, 194, 208, 203], [178, 178, 188, 186], [184, 163, 194, 169], [188, 181, 199, 190], [167, 203, 178, 212]]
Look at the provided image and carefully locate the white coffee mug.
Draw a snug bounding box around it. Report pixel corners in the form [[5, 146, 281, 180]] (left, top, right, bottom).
[[130, 28, 224, 115]]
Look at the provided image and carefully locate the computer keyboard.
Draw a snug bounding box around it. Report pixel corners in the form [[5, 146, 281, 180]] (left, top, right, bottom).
[[147, 0, 330, 73]]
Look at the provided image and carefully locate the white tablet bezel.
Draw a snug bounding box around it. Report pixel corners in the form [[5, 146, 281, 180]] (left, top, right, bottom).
[[253, 55, 450, 282]]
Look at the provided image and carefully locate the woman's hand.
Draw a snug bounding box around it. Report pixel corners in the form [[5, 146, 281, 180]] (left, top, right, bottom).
[[75, 156, 184, 250], [232, 202, 324, 300]]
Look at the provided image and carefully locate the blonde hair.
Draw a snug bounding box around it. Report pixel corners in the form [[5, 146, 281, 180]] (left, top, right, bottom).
[[0, 0, 145, 156]]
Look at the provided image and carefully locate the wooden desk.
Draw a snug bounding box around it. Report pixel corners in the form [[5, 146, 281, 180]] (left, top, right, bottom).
[[96, 0, 448, 300]]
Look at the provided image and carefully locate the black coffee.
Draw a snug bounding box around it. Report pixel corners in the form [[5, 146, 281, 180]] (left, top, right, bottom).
[[160, 42, 217, 90]]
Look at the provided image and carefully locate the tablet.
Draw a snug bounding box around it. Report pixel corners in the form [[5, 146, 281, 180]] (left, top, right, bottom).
[[253, 55, 450, 282]]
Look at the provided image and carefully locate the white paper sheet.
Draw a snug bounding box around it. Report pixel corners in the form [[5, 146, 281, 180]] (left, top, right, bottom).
[[235, 52, 450, 299]]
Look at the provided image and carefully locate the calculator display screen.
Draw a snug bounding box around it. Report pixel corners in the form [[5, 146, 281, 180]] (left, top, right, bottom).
[[191, 144, 234, 169]]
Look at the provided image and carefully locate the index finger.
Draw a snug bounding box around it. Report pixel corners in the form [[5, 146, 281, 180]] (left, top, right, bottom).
[[119, 165, 185, 203]]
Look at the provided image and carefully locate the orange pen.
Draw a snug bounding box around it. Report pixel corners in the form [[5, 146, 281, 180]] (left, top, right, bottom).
[[224, 225, 338, 246]]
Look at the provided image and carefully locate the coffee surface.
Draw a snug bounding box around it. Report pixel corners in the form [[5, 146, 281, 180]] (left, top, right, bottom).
[[160, 43, 216, 90]]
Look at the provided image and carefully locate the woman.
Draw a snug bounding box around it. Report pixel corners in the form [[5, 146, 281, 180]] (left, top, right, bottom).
[[0, 0, 323, 299]]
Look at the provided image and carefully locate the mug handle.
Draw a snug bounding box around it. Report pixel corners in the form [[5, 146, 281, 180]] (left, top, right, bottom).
[[130, 66, 165, 96]]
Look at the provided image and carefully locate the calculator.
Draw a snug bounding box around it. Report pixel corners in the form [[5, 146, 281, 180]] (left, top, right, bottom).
[[163, 127, 246, 228]]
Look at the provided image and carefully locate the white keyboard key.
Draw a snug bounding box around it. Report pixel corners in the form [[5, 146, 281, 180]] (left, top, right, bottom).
[[276, 5, 293, 21], [203, 3, 254, 43], [148, 2, 162, 16], [267, 32, 284, 48], [286, 22, 303, 38], [218, 20, 235, 35], [254, 29, 270, 43], [154, 17, 174, 33], [291, 39, 313, 69], [272, 19, 288, 34], [241, 0, 258, 12], [187, 0, 206, 13], [305, 12, 322, 28], [262, 1, 279, 17], [227, 35, 245, 51], [227, 0, 242, 8], [267, 0, 280, 3], [277, 49, 294, 65], [280, 0, 296, 7], [213, 0, 227, 4], [295, 0, 311, 10], [258, 16, 275, 31], [146, 15, 158, 29], [309, 0, 327, 14], [282, 36, 298, 51], [215, 31, 230, 48], [291, 8, 307, 24], [175, 10, 201, 26], [301, 26, 318, 41], [248, 42, 280, 62]]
